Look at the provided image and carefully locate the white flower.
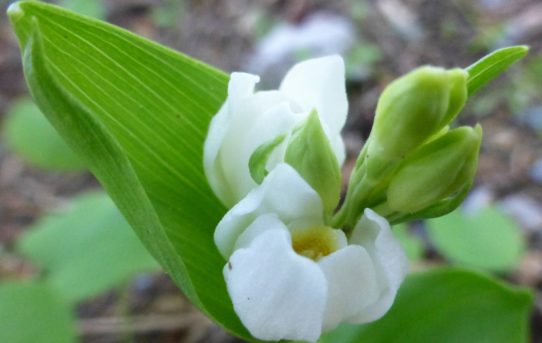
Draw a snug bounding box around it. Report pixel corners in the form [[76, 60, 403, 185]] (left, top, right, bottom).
[[216, 163, 408, 342], [204, 56, 347, 207]]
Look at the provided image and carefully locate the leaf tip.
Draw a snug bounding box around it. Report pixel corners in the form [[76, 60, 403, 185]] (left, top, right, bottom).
[[514, 285, 535, 306], [7, 2, 24, 23], [7, 1, 40, 48], [507, 45, 530, 61], [500, 44, 530, 55], [517, 44, 530, 56]]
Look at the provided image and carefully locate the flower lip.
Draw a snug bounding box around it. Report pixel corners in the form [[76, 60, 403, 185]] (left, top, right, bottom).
[[217, 165, 409, 341], [215, 163, 325, 258]]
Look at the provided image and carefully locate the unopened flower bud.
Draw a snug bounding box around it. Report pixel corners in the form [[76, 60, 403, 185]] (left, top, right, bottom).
[[386, 125, 482, 214], [368, 66, 468, 162]]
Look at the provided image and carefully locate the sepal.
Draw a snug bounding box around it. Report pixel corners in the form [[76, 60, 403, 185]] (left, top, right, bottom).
[[285, 110, 342, 214]]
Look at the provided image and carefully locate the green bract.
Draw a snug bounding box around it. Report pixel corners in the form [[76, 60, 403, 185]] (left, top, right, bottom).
[[285, 110, 342, 215], [386, 125, 482, 214], [249, 110, 342, 216], [466, 46, 529, 96]]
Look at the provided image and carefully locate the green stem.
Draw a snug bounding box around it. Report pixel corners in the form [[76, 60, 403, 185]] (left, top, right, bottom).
[[333, 162, 398, 228]]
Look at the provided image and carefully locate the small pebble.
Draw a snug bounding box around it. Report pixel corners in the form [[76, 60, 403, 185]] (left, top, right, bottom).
[[516, 251, 542, 286], [246, 12, 355, 86], [529, 159, 542, 185], [519, 105, 542, 132], [462, 186, 495, 215], [499, 194, 542, 234]]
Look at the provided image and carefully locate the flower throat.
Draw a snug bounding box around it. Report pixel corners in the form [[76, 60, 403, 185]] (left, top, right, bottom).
[[292, 226, 340, 261]]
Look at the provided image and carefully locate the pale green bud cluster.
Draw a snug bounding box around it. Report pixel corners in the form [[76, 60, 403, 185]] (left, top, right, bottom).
[[334, 66, 481, 228]]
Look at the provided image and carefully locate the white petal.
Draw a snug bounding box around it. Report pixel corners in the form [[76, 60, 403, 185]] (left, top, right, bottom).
[[227, 90, 290, 132], [225, 228, 327, 342], [234, 213, 283, 250], [204, 102, 233, 205], [331, 134, 346, 166], [219, 102, 301, 205], [331, 227, 348, 250], [228, 72, 260, 103], [279, 55, 348, 141], [204, 71, 299, 206], [348, 209, 409, 323], [215, 163, 324, 258], [204, 73, 260, 206], [318, 245, 379, 331]]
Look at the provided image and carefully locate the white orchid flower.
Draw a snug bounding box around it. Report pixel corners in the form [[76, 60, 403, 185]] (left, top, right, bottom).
[[204, 56, 347, 207], [216, 163, 408, 342]]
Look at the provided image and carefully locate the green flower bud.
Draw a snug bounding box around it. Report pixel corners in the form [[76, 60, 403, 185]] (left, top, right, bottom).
[[368, 66, 468, 162], [386, 125, 482, 214], [285, 110, 342, 214]]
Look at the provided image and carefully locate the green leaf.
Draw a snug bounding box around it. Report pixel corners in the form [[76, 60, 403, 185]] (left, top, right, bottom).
[[0, 281, 77, 343], [320, 268, 533, 343], [426, 207, 525, 272], [8, 1, 251, 339], [18, 191, 160, 304], [3, 97, 86, 171], [466, 46, 529, 96]]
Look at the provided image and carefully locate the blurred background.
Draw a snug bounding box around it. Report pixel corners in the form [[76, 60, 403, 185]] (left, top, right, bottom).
[[0, 0, 541, 342]]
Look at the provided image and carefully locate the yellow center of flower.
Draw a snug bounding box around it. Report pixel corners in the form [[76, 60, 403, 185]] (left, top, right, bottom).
[[292, 226, 340, 261]]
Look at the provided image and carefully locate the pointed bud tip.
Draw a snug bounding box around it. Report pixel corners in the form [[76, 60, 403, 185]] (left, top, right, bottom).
[[406, 66, 450, 89], [448, 68, 469, 87], [516, 45, 530, 55], [474, 123, 483, 135], [409, 67, 468, 96], [455, 125, 483, 148]]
